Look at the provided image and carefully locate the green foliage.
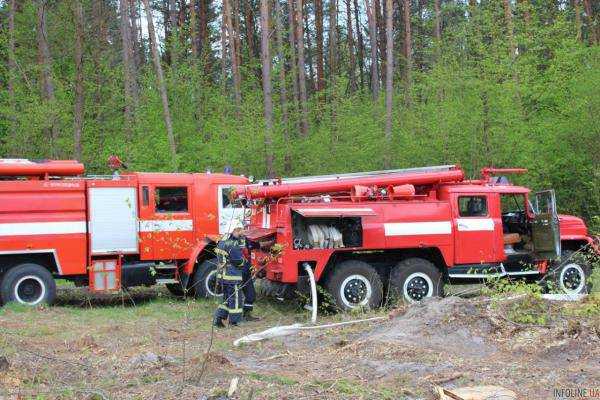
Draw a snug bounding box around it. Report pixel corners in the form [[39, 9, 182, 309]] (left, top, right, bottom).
[[0, 0, 598, 225], [484, 277, 544, 297], [505, 295, 549, 325], [589, 262, 600, 294], [484, 277, 549, 325], [567, 293, 600, 317]]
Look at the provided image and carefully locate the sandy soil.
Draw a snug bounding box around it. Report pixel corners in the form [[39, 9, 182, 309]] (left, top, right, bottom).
[[0, 286, 599, 399]]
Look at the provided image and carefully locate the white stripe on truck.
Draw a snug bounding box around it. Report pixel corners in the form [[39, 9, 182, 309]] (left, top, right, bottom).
[[139, 219, 193, 232], [456, 218, 495, 231], [0, 221, 86, 236], [384, 221, 452, 236]]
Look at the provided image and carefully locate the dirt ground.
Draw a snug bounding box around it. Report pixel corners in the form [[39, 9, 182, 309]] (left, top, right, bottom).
[[1, 284, 599, 400]]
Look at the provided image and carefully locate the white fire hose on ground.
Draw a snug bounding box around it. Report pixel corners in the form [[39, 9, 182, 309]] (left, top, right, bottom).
[[233, 263, 385, 347]]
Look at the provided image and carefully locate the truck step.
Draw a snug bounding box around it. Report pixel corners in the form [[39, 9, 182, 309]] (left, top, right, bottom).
[[156, 278, 179, 284], [154, 264, 177, 270]]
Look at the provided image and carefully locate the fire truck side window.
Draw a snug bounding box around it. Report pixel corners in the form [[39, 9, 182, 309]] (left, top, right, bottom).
[[458, 196, 488, 217], [155, 187, 189, 213]]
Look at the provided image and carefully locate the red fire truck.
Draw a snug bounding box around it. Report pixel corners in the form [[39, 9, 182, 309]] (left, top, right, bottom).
[[233, 165, 598, 310], [0, 159, 248, 305]]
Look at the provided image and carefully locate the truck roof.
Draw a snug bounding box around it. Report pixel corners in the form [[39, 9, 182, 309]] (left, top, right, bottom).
[[441, 183, 530, 195], [130, 172, 248, 185]]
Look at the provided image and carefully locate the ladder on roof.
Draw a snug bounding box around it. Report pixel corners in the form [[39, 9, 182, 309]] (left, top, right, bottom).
[[258, 165, 458, 185]]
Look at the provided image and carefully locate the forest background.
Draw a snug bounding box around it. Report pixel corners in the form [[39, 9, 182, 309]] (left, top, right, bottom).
[[0, 0, 598, 228]]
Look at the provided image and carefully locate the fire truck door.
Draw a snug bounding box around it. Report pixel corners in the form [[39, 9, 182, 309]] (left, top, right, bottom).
[[218, 186, 246, 234], [532, 190, 560, 260], [453, 194, 498, 264], [138, 185, 194, 260]]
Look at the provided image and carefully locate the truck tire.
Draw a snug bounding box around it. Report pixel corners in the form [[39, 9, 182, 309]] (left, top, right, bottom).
[[192, 259, 223, 299], [326, 260, 383, 311], [0, 263, 56, 306], [389, 258, 443, 303], [550, 250, 591, 294]]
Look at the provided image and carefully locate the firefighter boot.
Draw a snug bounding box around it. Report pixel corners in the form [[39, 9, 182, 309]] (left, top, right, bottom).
[[213, 317, 225, 328], [243, 309, 260, 322]]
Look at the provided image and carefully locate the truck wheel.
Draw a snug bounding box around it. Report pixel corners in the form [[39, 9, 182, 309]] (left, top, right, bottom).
[[0, 263, 56, 306], [192, 259, 223, 299], [389, 258, 443, 303], [326, 260, 383, 311], [551, 251, 591, 294]]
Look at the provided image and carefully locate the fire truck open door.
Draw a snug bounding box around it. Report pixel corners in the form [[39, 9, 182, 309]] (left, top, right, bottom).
[[532, 190, 561, 260]]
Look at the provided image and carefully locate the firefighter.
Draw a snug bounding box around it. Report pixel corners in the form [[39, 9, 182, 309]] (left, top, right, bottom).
[[216, 227, 260, 322], [212, 246, 244, 327]]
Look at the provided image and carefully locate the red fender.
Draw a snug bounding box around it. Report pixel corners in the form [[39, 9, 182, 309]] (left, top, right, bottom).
[[183, 238, 215, 276]]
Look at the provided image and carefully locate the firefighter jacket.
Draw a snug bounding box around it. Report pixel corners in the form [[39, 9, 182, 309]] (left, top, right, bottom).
[[220, 247, 244, 285], [214, 233, 259, 274]]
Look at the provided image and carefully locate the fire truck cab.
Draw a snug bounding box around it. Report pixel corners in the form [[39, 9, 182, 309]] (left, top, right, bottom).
[[234, 166, 597, 311], [0, 159, 248, 306]]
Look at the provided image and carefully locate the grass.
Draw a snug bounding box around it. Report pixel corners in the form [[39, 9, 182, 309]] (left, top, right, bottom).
[[4, 281, 599, 399], [247, 372, 298, 386], [0, 285, 395, 399]]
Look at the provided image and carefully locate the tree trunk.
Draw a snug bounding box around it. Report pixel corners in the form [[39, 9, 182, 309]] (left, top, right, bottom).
[[402, 0, 412, 102], [190, 0, 199, 57], [328, 0, 338, 78], [178, 0, 187, 33], [574, 0, 582, 42], [260, 0, 275, 177], [287, 0, 300, 135], [354, 0, 365, 89], [244, 0, 257, 59], [129, 0, 141, 68], [221, 19, 228, 85], [167, 0, 178, 63], [7, 0, 17, 147], [120, 0, 138, 139], [315, 0, 325, 91], [91, 0, 109, 152], [142, 0, 178, 170], [374, 0, 385, 84], [169, 0, 178, 35], [73, 0, 85, 161], [433, 0, 441, 41], [305, 10, 314, 91], [365, 0, 379, 100], [384, 0, 393, 168], [199, 0, 209, 54], [224, 0, 243, 112], [36, 0, 59, 155], [169, 0, 178, 31], [274, 0, 291, 173], [582, 0, 598, 44], [502, 0, 517, 60], [346, 0, 357, 92], [232, 0, 243, 68], [295, 0, 309, 136], [328, 0, 339, 141]]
